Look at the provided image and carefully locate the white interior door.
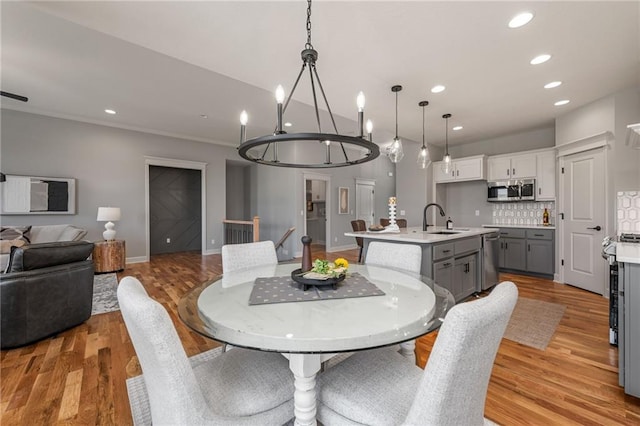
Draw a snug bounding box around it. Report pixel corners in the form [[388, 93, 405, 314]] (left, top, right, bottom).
[[356, 181, 375, 228], [562, 148, 605, 295]]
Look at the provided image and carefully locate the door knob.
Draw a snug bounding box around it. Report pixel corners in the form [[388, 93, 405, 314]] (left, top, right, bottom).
[[587, 225, 602, 231]]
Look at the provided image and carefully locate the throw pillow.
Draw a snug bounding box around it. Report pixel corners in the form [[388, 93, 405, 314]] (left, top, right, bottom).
[[0, 226, 32, 244], [0, 239, 26, 254]]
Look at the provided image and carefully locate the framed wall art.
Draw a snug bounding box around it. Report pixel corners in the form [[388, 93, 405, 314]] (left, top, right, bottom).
[[338, 187, 349, 215]]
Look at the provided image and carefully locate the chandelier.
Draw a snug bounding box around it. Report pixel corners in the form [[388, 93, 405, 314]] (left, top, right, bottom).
[[237, 0, 380, 168]]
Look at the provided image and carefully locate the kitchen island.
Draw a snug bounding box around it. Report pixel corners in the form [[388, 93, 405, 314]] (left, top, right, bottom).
[[345, 226, 499, 302]]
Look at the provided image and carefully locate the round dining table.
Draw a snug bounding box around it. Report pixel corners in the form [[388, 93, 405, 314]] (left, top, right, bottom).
[[179, 263, 454, 426]]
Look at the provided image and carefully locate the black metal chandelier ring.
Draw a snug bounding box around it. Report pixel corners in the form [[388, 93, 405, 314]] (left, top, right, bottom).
[[238, 132, 380, 168]]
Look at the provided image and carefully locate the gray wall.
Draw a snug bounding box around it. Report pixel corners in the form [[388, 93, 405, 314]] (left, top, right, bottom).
[[225, 161, 250, 220], [1, 109, 237, 259]]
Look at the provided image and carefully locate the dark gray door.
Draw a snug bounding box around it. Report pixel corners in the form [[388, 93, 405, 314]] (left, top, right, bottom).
[[149, 166, 201, 255]]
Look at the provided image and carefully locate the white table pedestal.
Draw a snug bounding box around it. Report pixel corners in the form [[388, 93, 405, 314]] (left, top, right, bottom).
[[288, 354, 322, 426], [399, 339, 417, 364]]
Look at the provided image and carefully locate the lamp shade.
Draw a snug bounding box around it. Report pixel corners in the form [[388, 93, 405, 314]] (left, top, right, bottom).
[[97, 207, 121, 222]]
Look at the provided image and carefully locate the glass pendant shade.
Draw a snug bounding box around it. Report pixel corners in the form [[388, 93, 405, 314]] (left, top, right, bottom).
[[389, 137, 404, 163], [442, 153, 452, 173], [418, 145, 430, 168]]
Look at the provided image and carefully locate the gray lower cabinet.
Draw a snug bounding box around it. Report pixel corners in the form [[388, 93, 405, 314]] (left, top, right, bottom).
[[500, 237, 527, 270], [431, 236, 480, 302], [497, 227, 554, 276], [454, 254, 476, 302]]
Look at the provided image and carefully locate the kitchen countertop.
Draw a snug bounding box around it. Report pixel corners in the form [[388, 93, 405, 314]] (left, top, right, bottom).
[[344, 226, 496, 244], [482, 224, 556, 230], [617, 243, 640, 264]]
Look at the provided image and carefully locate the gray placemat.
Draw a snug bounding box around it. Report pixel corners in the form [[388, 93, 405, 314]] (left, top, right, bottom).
[[249, 272, 385, 305]]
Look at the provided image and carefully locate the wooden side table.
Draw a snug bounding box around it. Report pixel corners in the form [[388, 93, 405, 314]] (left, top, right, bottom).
[[93, 240, 126, 273]]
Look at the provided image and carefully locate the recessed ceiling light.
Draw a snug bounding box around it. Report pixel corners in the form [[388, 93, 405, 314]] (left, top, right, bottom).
[[530, 54, 551, 65], [508, 12, 534, 28], [554, 100, 570, 106], [453, 126, 463, 131], [284, 122, 293, 127], [431, 85, 446, 94], [104, 109, 116, 115], [200, 114, 208, 119], [544, 81, 562, 89]]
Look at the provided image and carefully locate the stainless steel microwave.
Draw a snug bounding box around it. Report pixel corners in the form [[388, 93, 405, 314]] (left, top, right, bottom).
[[487, 179, 536, 202]]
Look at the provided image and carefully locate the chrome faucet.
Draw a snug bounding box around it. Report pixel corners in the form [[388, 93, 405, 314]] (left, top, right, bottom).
[[423, 203, 446, 230]]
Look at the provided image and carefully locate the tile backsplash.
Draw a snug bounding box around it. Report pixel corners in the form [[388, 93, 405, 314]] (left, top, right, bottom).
[[491, 201, 556, 226], [617, 191, 640, 235]]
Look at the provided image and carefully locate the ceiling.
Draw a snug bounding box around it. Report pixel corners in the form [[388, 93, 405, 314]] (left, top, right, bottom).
[[2, 1, 639, 151]]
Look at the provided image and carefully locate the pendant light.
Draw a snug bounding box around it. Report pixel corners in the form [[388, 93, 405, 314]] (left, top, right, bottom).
[[387, 85, 405, 163], [417, 101, 431, 169], [441, 113, 452, 174], [237, 0, 379, 168]]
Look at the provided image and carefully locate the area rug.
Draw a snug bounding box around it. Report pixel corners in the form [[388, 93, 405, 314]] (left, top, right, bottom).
[[126, 347, 224, 425], [504, 297, 566, 350], [92, 273, 120, 315]]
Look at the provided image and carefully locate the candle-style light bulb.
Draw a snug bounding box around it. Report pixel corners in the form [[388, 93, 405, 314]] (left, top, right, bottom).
[[356, 91, 365, 112], [275, 85, 285, 104], [239, 110, 248, 143], [366, 119, 373, 141]]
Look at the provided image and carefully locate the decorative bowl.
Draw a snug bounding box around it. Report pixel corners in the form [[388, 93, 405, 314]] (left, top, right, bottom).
[[291, 268, 346, 291]]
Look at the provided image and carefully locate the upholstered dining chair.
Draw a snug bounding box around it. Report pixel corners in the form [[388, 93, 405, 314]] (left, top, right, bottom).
[[117, 276, 294, 425], [364, 241, 423, 360], [365, 241, 422, 274], [380, 218, 408, 228], [317, 281, 518, 426], [221, 240, 278, 273], [350, 220, 366, 263]]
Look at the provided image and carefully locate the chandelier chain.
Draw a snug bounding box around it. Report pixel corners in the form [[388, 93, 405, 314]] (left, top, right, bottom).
[[306, 0, 313, 50]]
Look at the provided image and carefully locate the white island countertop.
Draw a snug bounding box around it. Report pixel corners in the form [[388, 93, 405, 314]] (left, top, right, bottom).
[[345, 226, 498, 244], [618, 243, 640, 264]]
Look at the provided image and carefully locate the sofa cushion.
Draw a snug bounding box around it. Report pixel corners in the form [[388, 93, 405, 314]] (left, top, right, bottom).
[[28, 225, 69, 243], [0, 239, 26, 254], [0, 226, 32, 244], [5, 241, 94, 273], [58, 225, 87, 241]]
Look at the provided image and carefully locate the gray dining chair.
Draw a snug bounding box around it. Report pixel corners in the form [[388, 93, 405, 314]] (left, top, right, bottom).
[[317, 281, 518, 426], [117, 276, 294, 425], [222, 240, 278, 273], [365, 241, 422, 274]]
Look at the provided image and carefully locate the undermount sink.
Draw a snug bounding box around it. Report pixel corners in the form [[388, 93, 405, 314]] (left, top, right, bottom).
[[428, 231, 463, 235]]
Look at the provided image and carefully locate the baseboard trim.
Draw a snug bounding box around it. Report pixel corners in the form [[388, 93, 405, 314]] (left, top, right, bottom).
[[327, 244, 358, 253], [204, 248, 221, 255], [126, 256, 147, 265]]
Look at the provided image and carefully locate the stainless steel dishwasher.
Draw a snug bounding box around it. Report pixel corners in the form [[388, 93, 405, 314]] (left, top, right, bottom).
[[482, 232, 500, 290]]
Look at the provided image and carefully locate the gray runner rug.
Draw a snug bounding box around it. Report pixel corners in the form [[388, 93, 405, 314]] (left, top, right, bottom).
[[92, 273, 120, 315], [504, 297, 566, 350]]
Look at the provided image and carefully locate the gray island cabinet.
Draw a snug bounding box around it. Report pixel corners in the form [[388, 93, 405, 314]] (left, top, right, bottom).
[[344, 227, 497, 302], [617, 243, 640, 398]]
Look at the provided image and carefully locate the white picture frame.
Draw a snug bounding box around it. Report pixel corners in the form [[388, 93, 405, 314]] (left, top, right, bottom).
[[0, 175, 76, 215]]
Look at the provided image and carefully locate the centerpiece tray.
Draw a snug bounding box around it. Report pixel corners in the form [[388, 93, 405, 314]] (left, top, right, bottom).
[[291, 268, 346, 291]]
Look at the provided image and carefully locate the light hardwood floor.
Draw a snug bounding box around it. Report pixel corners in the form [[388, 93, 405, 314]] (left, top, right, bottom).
[[1, 248, 639, 425]]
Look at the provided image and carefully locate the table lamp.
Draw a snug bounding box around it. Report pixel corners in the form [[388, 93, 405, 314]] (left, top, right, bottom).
[[97, 207, 121, 241]]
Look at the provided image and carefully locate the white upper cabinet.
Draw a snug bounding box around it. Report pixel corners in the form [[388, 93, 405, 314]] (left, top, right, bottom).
[[310, 180, 326, 201], [536, 150, 556, 200], [488, 153, 537, 181], [433, 155, 486, 183]]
